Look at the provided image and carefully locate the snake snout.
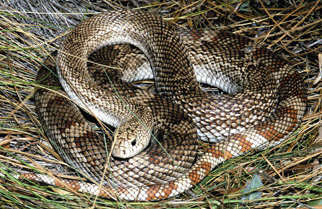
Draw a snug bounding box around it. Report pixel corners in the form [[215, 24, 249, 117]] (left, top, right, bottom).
[[111, 117, 152, 159], [111, 135, 144, 159]]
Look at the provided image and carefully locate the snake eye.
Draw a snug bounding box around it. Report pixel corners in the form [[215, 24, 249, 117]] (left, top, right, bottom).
[[131, 139, 136, 146]]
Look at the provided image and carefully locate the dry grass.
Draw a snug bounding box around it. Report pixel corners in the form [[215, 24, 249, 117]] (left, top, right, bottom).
[[0, 0, 321, 208]]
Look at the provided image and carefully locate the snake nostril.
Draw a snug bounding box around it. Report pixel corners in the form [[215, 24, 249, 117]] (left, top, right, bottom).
[[131, 139, 136, 146]]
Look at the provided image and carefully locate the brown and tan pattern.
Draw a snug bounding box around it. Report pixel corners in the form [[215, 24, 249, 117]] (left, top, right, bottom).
[[25, 9, 307, 201]]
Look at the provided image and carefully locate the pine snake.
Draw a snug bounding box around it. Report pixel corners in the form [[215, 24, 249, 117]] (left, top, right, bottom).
[[22, 10, 307, 201]]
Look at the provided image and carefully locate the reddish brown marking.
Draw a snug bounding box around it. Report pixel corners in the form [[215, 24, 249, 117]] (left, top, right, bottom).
[[257, 124, 284, 141], [256, 108, 298, 141], [234, 134, 253, 152], [285, 109, 298, 132], [207, 146, 224, 158], [160, 182, 177, 199], [188, 161, 212, 184], [207, 145, 233, 160], [146, 184, 160, 201], [146, 181, 178, 201], [54, 179, 81, 191], [223, 151, 233, 160]]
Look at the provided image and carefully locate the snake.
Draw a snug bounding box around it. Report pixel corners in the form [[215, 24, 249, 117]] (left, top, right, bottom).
[[19, 9, 307, 201]]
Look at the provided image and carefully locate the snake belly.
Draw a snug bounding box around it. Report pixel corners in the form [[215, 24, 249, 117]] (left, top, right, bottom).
[[32, 10, 307, 201]]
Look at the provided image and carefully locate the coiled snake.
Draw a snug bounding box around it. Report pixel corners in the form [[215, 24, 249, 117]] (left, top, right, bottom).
[[24, 10, 307, 201]]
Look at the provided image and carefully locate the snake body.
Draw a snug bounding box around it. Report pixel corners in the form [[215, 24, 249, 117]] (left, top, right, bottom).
[[29, 10, 307, 201]]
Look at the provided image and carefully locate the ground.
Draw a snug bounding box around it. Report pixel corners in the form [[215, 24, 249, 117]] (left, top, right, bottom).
[[0, 1, 321, 208]]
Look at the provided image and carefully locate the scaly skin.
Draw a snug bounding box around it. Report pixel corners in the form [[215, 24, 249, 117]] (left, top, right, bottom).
[[21, 10, 307, 201]]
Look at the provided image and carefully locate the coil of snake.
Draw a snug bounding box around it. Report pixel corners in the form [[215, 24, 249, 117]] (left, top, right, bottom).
[[24, 9, 306, 201]]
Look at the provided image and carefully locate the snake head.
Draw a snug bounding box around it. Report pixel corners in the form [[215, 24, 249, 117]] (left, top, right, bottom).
[[112, 116, 152, 159]]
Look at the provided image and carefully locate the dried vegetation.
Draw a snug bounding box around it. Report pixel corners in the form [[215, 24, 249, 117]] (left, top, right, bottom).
[[0, 0, 321, 208]]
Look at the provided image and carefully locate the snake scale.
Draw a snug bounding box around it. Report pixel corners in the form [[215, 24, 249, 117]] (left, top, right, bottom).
[[20, 10, 306, 201]]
